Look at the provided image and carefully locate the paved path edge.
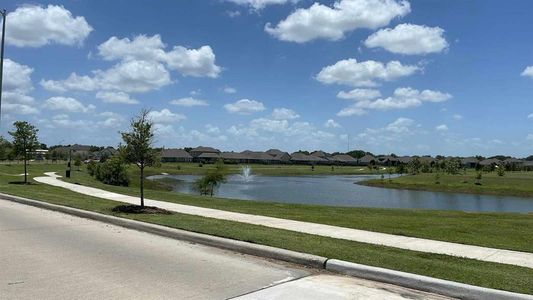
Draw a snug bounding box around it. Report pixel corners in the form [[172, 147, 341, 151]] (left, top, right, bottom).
[[1, 192, 531, 300]]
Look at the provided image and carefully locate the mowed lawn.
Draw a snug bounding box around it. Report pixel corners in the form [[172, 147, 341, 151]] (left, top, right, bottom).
[[0, 162, 532, 294], [11, 162, 532, 254], [361, 170, 533, 198]]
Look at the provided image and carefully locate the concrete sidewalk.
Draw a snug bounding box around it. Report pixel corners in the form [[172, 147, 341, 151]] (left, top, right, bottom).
[[34, 172, 533, 269]]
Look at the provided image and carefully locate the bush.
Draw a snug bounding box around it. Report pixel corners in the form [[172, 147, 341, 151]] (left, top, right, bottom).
[[93, 156, 129, 186], [87, 161, 97, 176]]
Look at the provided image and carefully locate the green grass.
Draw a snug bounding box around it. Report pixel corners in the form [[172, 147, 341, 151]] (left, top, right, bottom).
[[0, 163, 531, 294], [361, 171, 533, 198], [54, 164, 533, 254]]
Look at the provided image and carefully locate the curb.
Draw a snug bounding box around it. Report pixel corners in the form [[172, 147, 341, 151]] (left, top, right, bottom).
[[1, 193, 531, 300], [326, 259, 532, 300]]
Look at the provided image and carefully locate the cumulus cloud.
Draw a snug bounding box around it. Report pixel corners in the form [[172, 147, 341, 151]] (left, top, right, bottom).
[[96, 91, 139, 104], [44, 97, 95, 113], [435, 124, 448, 132], [224, 99, 266, 114], [527, 113, 533, 119], [324, 119, 341, 128], [170, 97, 208, 107], [453, 114, 463, 120], [3, 59, 38, 114], [272, 108, 300, 120], [226, 0, 297, 10], [364, 23, 448, 55], [223, 86, 237, 94], [3, 5, 92, 47], [41, 34, 221, 97], [337, 88, 381, 100], [147, 109, 186, 123], [316, 59, 420, 87], [265, 0, 410, 43], [521, 66, 533, 78], [337, 87, 451, 116]]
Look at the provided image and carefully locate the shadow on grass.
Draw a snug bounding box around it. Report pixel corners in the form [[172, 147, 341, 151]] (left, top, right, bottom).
[[112, 204, 173, 215], [8, 181, 36, 185]]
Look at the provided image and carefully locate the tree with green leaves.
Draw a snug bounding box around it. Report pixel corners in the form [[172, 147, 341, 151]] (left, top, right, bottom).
[[0, 136, 12, 161], [120, 109, 158, 207], [8, 121, 39, 183], [193, 159, 227, 197], [74, 155, 82, 171]]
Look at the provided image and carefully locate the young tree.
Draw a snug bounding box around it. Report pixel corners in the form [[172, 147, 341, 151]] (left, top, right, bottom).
[[120, 110, 158, 207], [193, 159, 227, 197], [8, 121, 39, 183], [74, 155, 82, 171]]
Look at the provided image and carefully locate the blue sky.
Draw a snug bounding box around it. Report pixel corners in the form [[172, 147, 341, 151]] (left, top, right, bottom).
[[1, 0, 533, 157]]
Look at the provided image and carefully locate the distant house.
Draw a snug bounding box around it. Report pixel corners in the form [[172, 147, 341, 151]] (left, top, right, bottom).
[[358, 154, 376, 166], [310, 151, 328, 159], [290, 152, 328, 165], [92, 147, 117, 161], [265, 149, 284, 157], [190, 146, 221, 162], [245, 151, 281, 164], [220, 152, 249, 164], [397, 156, 413, 164], [160, 148, 192, 162], [377, 156, 398, 166], [330, 154, 357, 165], [479, 158, 501, 167], [461, 157, 479, 168], [523, 161, 533, 171]]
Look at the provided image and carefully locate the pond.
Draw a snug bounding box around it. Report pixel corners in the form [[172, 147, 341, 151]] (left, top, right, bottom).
[[147, 174, 533, 213]]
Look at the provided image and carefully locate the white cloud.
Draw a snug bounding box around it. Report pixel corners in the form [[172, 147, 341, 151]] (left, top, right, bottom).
[[44, 97, 95, 113], [272, 108, 300, 120], [386, 117, 415, 133], [224, 99, 266, 114], [527, 134, 533, 142], [147, 109, 186, 123], [316, 59, 420, 87], [324, 119, 341, 128], [337, 106, 367, 117], [40, 73, 99, 93], [170, 97, 208, 107], [96, 91, 139, 104], [522, 66, 533, 78], [3, 5, 92, 47], [223, 86, 237, 94], [452, 114, 463, 120], [3, 59, 38, 114], [337, 87, 451, 116], [528, 113, 533, 119], [226, 0, 297, 10], [226, 10, 242, 18], [364, 23, 448, 55], [165, 45, 221, 78], [265, 0, 410, 43], [435, 124, 448, 132], [337, 88, 381, 100], [97, 112, 126, 128], [42, 34, 221, 95]]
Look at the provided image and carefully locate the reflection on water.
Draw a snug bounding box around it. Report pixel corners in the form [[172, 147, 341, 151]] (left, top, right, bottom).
[[148, 174, 533, 213]]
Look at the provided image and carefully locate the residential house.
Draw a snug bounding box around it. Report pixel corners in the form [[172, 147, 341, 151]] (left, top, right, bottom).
[[160, 148, 192, 162]]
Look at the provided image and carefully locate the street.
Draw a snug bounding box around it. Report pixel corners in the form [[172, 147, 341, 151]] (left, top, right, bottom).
[[0, 199, 449, 299]]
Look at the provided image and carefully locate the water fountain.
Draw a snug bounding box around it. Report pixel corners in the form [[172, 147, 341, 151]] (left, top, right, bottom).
[[238, 165, 254, 182]]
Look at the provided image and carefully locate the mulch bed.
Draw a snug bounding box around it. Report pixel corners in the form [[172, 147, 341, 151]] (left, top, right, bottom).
[[111, 204, 173, 215]]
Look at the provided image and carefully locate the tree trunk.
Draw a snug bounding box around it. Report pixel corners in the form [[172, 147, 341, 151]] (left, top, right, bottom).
[[140, 166, 144, 208]]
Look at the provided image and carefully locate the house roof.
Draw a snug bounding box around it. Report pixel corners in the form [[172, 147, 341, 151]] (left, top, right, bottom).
[[197, 152, 220, 158], [418, 156, 436, 163], [479, 158, 501, 165], [265, 149, 284, 156], [161, 148, 192, 158], [310, 151, 328, 158], [503, 158, 523, 164], [398, 156, 413, 163], [221, 152, 248, 160], [246, 151, 280, 161], [461, 157, 479, 164], [190, 146, 220, 153], [290, 152, 327, 162], [330, 154, 356, 162], [359, 154, 375, 163]]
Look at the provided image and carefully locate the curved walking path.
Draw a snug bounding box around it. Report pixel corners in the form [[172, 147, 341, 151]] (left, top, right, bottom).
[[34, 172, 533, 269]]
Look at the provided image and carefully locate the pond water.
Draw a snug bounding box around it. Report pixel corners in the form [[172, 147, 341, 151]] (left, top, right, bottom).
[[148, 174, 533, 213]]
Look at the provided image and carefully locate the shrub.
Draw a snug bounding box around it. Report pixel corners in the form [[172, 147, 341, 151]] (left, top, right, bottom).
[[93, 156, 129, 186], [497, 164, 505, 177], [87, 161, 97, 176]]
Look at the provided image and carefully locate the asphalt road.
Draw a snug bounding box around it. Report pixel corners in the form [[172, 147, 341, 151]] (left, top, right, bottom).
[[0, 199, 450, 299]]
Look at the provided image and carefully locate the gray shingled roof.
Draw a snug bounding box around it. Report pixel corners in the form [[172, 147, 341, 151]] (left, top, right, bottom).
[[161, 149, 192, 159], [330, 154, 356, 163], [191, 146, 220, 153]]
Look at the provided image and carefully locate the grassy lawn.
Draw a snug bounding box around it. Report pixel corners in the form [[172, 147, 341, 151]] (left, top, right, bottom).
[[0, 163, 532, 294], [8, 163, 533, 254], [361, 170, 533, 198]]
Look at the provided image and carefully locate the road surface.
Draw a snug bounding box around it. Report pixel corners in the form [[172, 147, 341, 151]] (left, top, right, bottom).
[[0, 199, 450, 299]]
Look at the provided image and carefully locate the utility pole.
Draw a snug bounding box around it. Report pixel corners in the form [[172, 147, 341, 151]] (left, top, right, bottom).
[[0, 9, 6, 128]]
